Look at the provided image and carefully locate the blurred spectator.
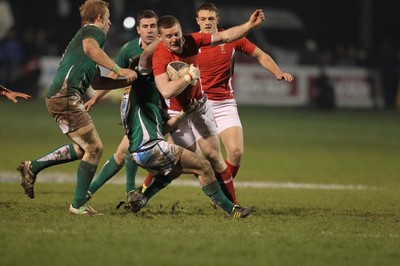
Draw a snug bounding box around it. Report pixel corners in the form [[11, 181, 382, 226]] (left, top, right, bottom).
[[311, 65, 336, 109], [375, 40, 400, 109], [320, 48, 334, 66], [299, 38, 320, 65], [13, 54, 41, 96], [0, 27, 24, 87]]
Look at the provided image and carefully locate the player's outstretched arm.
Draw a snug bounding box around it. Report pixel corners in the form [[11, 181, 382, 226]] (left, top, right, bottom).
[[212, 9, 265, 44], [83, 37, 137, 83], [1, 85, 31, 103], [252, 47, 294, 82]]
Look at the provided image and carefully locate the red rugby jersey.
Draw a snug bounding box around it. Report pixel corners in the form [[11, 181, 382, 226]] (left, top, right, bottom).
[[152, 32, 212, 111], [197, 35, 256, 101]]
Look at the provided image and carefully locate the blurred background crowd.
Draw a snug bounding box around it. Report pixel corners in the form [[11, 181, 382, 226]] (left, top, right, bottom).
[[0, 0, 399, 109]]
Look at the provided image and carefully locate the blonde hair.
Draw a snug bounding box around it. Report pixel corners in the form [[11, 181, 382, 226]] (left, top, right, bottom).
[[79, 0, 109, 25]]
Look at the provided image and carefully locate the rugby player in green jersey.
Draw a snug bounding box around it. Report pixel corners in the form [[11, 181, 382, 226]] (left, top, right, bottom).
[[84, 10, 159, 201], [17, 0, 136, 215]]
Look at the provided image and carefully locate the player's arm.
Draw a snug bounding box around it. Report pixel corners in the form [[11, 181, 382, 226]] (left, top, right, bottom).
[[85, 67, 130, 111], [0, 85, 31, 103], [137, 39, 160, 75], [83, 37, 137, 82], [155, 73, 188, 99], [155, 64, 200, 99], [84, 89, 111, 111], [163, 98, 198, 134], [212, 9, 265, 45], [252, 47, 294, 82]]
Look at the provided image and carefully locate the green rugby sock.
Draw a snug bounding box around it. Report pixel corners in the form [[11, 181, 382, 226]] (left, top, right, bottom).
[[88, 154, 124, 195], [202, 181, 235, 214], [72, 161, 97, 208], [143, 175, 171, 200], [125, 154, 138, 193], [88, 154, 123, 195], [30, 144, 78, 175]]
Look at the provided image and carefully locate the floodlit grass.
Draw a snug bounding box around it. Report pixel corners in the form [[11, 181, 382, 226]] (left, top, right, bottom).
[[0, 184, 399, 266], [1, 99, 400, 265]]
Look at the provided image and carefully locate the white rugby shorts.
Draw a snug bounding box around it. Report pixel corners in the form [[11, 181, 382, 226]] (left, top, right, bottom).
[[208, 98, 242, 134], [168, 96, 218, 148]]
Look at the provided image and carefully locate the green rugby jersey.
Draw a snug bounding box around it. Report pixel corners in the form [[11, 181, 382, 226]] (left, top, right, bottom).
[[117, 38, 165, 152], [46, 24, 106, 97]]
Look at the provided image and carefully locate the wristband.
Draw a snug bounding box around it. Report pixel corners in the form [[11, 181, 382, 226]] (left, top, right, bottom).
[[178, 111, 186, 119], [112, 65, 120, 74]]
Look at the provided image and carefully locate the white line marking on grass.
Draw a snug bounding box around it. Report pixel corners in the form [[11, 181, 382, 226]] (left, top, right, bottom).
[[321, 231, 400, 239], [0, 171, 380, 191]]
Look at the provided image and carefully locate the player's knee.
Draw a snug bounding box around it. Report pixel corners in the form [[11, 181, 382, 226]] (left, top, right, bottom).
[[114, 150, 126, 165], [87, 142, 104, 160], [97, 143, 104, 157], [203, 149, 221, 164], [228, 148, 243, 165], [198, 158, 213, 177], [73, 143, 85, 158]]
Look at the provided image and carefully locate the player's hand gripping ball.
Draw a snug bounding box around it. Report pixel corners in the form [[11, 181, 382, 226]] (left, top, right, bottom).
[[166, 61, 199, 86]]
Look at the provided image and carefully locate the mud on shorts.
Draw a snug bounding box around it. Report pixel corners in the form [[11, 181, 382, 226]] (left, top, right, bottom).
[[45, 94, 93, 134], [130, 140, 183, 177]]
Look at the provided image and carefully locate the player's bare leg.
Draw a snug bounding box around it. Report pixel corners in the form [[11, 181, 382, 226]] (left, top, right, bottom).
[[68, 124, 103, 165], [197, 134, 225, 172], [114, 135, 130, 165], [219, 126, 244, 178], [67, 124, 103, 212], [17, 136, 85, 199], [87, 135, 133, 199], [197, 134, 237, 204]]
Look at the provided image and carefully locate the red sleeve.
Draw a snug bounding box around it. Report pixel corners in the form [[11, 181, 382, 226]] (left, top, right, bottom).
[[189, 32, 212, 47], [152, 43, 172, 77], [235, 37, 257, 55]]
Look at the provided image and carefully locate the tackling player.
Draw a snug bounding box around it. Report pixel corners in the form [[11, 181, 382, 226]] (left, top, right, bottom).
[[83, 10, 160, 201], [83, 10, 199, 206]]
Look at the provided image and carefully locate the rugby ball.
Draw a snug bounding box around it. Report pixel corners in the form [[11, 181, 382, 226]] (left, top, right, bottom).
[[166, 61, 190, 81]]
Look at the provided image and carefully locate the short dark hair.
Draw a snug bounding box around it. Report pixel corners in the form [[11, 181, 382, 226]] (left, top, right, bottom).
[[137, 10, 158, 26], [157, 15, 180, 31], [196, 2, 219, 17]]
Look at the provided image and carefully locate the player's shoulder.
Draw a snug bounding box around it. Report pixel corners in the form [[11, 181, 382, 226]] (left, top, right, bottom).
[[122, 37, 140, 49], [80, 24, 106, 44], [154, 41, 169, 53], [81, 24, 104, 35]]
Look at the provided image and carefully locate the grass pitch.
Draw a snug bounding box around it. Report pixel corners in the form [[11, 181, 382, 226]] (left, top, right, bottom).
[[1, 99, 400, 265]]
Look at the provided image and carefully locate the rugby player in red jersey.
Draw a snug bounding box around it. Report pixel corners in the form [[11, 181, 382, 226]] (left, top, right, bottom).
[[150, 8, 265, 204]]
